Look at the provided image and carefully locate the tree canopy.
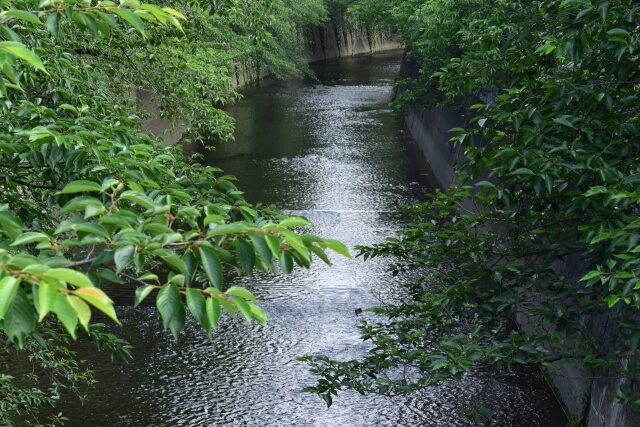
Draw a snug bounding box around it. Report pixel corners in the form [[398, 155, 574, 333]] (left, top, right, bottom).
[[0, 0, 347, 424]]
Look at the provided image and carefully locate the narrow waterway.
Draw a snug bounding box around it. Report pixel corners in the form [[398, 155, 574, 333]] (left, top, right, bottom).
[[60, 51, 565, 426]]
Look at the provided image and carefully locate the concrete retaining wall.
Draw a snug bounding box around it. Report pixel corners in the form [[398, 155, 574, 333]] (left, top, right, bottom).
[[403, 103, 462, 189], [137, 88, 186, 145], [307, 22, 400, 62]]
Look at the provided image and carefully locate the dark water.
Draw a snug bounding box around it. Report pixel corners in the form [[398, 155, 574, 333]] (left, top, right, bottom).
[[60, 51, 565, 426]]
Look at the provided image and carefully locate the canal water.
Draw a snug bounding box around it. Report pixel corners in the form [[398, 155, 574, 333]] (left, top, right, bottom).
[[61, 51, 565, 426]]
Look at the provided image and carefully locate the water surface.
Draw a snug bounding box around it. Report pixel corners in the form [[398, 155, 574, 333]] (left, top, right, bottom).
[[61, 51, 565, 426]]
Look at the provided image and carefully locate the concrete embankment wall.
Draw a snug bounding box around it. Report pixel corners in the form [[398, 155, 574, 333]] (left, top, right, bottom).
[[307, 22, 400, 62], [401, 53, 636, 427]]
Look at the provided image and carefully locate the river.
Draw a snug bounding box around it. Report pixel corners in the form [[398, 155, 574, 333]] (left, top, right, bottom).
[[60, 50, 565, 426]]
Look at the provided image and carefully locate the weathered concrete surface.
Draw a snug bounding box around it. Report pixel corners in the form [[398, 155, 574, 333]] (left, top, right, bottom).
[[400, 53, 638, 426], [403, 104, 462, 189], [399, 46, 462, 190], [588, 360, 636, 427], [137, 88, 186, 145], [230, 60, 271, 88], [307, 23, 400, 62]]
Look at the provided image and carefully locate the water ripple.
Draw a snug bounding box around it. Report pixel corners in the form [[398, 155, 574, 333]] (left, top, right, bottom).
[[59, 51, 565, 427]]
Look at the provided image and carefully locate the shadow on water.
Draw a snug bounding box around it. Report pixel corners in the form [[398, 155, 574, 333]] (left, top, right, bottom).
[[58, 51, 567, 426]]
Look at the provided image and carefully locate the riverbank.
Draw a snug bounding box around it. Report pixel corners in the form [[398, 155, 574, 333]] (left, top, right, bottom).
[[400, 51, 634, 427], [307, 21, 399, 62], [141, 19, 400, 145]]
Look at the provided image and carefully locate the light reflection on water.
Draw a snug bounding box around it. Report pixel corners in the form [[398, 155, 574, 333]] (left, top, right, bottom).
[[60, 51, 565, 426]]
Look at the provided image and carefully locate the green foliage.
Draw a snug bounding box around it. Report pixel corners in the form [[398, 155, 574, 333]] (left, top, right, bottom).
[[115, 0, 328, 142], [0, 322, 132, 426], [302, 0, 640, 420], [0, 0, 344, 423]]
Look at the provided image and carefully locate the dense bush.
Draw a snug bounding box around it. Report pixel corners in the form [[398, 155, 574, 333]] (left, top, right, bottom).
[[302, 0, 640, 421], [0, 0, 349, 424]]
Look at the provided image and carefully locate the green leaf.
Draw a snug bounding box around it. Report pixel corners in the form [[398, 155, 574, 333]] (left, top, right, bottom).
[[157, 252, 187, 274], [208, 223, 252, 236], [99, 213, 136, 228], [115, 245, 135, 273], [37, 282, 59, 321], [232, 297, 252, 322], [0, 41, 46, 72], [544, 175, 553, 193], [279, 216, 312, 227], [607, 28, 629, 37], [218, 296, 236, 319], [236, 238, 256, 273], [68, 295, 91, 330], [199, 247, 223, 289], [182, 250, 196, 286], [11, 232, 50, 246], [584, 186, 607, 197], [119, 190, 155, 209], [535, 44, 556, 55], [169, 274, 185, 287], [225, 286, 256, 301], [279, 252, 293, 273], [318, 239, 351, 258], [110, 8, 146, 37], [265, 235, 282, 257], [580, 270, 601, 282], [161, 7, 186, 20], [43, 268, 94, 288], [4, 288, 36, 347], [139, 3, 168, 24], [0, 211, 23, 239], [45, 12, 59, 38], [84, 205, 107, 219], [206, 297, 221, 330], [74, 223, 110, 239], [52, 294, 78, 339], [134, 285, 155, 307], [2, 10, 41, 26], [58, 180, 102, 194], [96, 269, 125, 285], [510, 168, 535, 176], [138, 273, 159, 282], [0, 25, 21, 43], [250, 234, 273, 265], [475, 180, 495, 188], [156, 283, 180, 329], [61, 196, 104, 214], [73, 287, 119, 324], [248, 303, 267, 325], [186, 288, 209, 331], [204, 214, 225, 227], [309, 244, 331, 265], [167, 301, 185, 339], [123, 0, 141, 9], [0, 276, 19, 320], [552, 116, 575, 128]]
